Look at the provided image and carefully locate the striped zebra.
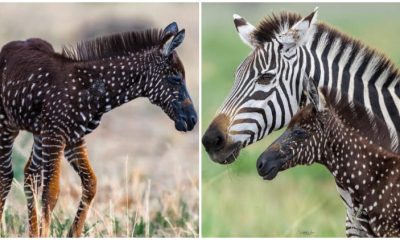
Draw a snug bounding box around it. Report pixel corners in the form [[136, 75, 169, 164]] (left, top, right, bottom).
[[202, 9, 400, 237]]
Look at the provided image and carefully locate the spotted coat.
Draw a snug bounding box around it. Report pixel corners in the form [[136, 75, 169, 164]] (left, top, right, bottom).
[[258, 80, 400, 237], [0, 22, 197, 237]]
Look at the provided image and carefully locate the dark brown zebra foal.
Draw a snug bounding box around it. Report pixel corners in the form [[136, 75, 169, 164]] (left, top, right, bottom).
[[257, 79, 400, 237], [0, 22, 197, 237]]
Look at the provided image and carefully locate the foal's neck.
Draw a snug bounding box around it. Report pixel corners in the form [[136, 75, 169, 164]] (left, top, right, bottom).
[[322, 115, 400, 195], [69, 51, 154, 114]]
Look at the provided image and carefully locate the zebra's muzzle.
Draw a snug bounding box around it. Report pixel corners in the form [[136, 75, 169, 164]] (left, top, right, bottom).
[[203, 114, 242, 164], [206, 141, 241, 165], [222, 146, 240, 164]]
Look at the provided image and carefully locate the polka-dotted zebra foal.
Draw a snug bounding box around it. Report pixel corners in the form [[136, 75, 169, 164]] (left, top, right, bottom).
[[0, 22, 197, 237], [257, 78, 400, 237]]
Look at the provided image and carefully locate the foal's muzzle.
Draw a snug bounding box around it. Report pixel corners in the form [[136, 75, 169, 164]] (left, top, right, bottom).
[[257, 149, 285, 180], [172, 99, 197, 132]]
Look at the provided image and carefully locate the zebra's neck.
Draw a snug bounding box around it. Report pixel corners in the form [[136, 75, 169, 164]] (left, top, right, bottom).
[[70, 53, 152, 114], [302, 24, 400, 136]]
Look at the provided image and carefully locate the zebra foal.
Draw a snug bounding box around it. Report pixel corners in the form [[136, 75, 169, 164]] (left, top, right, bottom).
[[0, 22, 197, 237], [258, 78, 400, 237]]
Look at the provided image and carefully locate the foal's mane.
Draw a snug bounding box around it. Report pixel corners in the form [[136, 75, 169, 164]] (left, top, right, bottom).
[[62, 29, 163, 61], [252, 11, 400, 85], [321, 87, 399, 153]]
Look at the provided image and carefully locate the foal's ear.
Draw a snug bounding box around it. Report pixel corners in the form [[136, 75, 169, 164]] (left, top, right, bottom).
[[277, 7, 318, 52], [161, 29, 185, 56], [233, 14, 257, 49], [161, 22, 179, 40], [304, 76, 326, 111]]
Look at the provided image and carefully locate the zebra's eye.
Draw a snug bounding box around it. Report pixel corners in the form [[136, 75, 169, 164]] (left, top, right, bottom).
[[167, 75, 182, 85], [256, 73, 275, 85]]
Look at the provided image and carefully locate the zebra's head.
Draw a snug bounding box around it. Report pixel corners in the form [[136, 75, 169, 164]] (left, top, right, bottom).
[[147, 22, 197, 132], [202, 9, 318, 164], [256, 78, 326, 180]]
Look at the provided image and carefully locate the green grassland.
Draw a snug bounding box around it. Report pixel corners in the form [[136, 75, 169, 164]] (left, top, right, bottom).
[[202, 3, 400, 237]]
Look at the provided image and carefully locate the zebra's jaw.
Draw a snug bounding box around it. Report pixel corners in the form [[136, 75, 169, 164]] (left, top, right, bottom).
[[209, 141, 241, 165]]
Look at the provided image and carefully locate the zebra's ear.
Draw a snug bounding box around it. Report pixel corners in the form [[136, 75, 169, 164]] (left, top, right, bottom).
[[278, 7, 318, 51], [233, 14, 257, 49], [160, 29, 185, 56]]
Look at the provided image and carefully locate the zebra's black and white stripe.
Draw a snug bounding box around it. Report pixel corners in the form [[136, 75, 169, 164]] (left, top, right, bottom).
[[216, 9, 400, 151]]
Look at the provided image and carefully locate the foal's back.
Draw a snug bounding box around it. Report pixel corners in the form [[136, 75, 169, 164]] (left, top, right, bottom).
[[0, 38, 67, 134], [0, 38, 57, 75]]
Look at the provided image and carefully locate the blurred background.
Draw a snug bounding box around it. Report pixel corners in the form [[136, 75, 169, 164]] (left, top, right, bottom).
[[0, 3, 198, 237], [202, 2, 400, 237]]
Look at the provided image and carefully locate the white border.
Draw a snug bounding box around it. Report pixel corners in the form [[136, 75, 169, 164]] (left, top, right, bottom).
[[3, 1, 400, 239], [198, 1, 203, 238]]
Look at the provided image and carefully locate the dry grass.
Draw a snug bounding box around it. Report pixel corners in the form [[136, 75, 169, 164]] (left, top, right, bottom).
[[0, 3, 198, 237]]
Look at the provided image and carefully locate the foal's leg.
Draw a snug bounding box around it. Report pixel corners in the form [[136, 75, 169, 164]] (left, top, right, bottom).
[[65, 139, 97, 237], [345, 210, 372, 237], [39, 134, 64, 237], [0, 129, 17, 233], [23, 136, 42, 237]]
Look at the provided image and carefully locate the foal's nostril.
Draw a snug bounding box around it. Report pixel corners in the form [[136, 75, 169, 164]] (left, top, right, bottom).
[[257, 159, 265, 171], [181, 116, 187, 123], [190, 115, 197, 126]]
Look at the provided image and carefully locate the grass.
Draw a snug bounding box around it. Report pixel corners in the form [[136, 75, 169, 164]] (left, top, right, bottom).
[[2, 202, 196, 237], [202, 2, 400, 237], [2, 133, 198, 237]]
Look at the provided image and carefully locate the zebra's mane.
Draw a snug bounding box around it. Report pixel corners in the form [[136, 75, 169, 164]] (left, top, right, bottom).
[[321, 87, 399, 153], [62, 29, 163, 61], [253, 11, 400, 85], [252, 12, 303, 43]]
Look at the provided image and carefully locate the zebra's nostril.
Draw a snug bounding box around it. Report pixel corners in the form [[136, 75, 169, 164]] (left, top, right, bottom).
[[202, 130, 226, 152], [213, 135, 219, 145], [214, 135, 224, 149]]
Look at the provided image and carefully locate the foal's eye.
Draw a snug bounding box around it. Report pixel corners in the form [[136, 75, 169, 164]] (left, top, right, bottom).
[[292, 128, 307, 138], [167, 76, 181, 85], [256, 73, 274, 85]]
